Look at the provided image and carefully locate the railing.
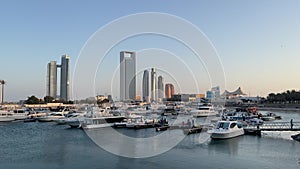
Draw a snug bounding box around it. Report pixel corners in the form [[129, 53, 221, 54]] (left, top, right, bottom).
[[244, 121, 300, 131]]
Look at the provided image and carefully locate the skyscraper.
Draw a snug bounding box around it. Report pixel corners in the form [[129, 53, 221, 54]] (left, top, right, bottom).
[[142, 70, 150, 102], [120, 51, 136, 101], [151, 68, 157, 102], [46, 55, 70, 101], [46, 61, 57, 99], [157, 75, 164, 102], [60, 55, 70, 101], [165, 83, 175, 99]]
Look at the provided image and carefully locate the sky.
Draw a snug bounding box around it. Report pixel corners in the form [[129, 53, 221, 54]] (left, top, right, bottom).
[[0, 0, 300, 101]]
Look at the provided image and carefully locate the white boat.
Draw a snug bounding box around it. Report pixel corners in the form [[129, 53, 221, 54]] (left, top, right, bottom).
[[37, 112, 65, 122], [13, 109, 29, 120], [81, 116, 126, 129], [0, 110, 15, 122], [208, 120, 244, 139], [192, 104, 218, 117], [55, 112, 85, 125]]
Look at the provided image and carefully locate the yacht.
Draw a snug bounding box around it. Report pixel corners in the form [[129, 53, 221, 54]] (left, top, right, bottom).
[[192, 104, 218, 117], [208, 120, 244, 139], [0, 110, 15, 122], [37, 112, 65, 122], [13, 109, 29, 120], [79, 107, 126, 129], [81, 116, 125, 129]]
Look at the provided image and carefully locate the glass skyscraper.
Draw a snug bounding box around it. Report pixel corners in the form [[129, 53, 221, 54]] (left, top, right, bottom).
[[120, 51, 136, 101], [46, 55, 70, 101]]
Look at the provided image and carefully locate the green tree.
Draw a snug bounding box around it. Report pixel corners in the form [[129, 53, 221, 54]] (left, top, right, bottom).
[[25, 95, 42, 104], [44, 96, 54, 103]]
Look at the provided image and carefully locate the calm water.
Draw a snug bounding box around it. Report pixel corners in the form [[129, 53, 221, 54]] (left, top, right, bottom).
[[0, 111, 300, 169]]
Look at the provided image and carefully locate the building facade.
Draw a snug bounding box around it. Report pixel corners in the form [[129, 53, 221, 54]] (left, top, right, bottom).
[[150, 68, 157, 102], [60, 55, 70, 101], [157, 75, 164, 102], [165, 83, 174, 99], [46, 61, 57, 99], [46, 55, 70, 101], [142, 70, 150, 102], [120, 51, 136, 101]]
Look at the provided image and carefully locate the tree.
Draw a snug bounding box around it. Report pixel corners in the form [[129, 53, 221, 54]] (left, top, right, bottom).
[[24, 95, 42, 104], [44, 96, 54, 103]]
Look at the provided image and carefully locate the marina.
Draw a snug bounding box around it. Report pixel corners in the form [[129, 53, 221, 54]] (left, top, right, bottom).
[[0, 109, 299, 169]]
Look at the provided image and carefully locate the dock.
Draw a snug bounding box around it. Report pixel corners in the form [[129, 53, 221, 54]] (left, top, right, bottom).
[[244, 121, 300, 136]]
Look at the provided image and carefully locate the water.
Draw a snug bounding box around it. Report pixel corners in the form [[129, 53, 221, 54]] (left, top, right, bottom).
[[0, 111, 300, 169]]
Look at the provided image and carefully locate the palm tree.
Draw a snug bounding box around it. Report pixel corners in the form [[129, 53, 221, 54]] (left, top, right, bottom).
[[0, 80, 6, 104]]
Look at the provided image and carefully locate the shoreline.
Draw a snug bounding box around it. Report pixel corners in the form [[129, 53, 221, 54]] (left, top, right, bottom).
[[257, 107, 300, 112], [226, 106, 300, 112]]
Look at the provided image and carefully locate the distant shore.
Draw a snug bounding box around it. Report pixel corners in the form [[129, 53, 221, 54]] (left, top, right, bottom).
[[226, 104, 300, 112], [257, 107, 300, 112]]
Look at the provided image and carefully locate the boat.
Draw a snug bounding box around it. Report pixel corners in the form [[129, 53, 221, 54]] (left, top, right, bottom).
[[37, 112, 65, 122], [291, 133, 300, 142], [191, 104, 218, 117], [24, 117, 37, 122], [65, 116, 85, 128], [208, 120, 244, 139], [261, 112, 281, 121], [13, 109, 29, 120], [184, 126, 202, 135], [81, 116, 126, 129], [0, 110, 15, 122]]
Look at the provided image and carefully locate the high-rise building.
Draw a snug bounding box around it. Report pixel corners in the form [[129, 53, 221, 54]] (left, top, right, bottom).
[[60, 55, 70, 101], [157, 75, 164, 102], [120, 51, 136, 101], [46, 61, 57, 99], [165, 83, 174, 99], [151, 68, 157, 102], [142, 70, 150, 102], [46, 55, 70, 101]]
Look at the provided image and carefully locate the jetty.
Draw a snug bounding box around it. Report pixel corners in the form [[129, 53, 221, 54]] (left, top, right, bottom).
[[244, 121, 300, 136]]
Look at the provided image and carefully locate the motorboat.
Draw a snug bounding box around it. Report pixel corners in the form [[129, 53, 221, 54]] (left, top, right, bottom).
[[261, 112, 281, 121], [291, 133, 300, 142], [208, 120, 244, 139], [0, 110, 15, 122], [37, 112, 65, 122], [13, 109, 29, 120], [191, 104, 218, 117], [81, 116, 126, 129], [246, 118, 264, 125]]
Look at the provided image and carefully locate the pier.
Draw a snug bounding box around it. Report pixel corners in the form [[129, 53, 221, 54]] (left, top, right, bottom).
[[244, 121, 300, 136]]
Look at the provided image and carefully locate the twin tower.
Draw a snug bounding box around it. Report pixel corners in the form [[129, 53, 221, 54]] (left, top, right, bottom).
[[120, 51, 165, 102], [46, 55, 70, 101]]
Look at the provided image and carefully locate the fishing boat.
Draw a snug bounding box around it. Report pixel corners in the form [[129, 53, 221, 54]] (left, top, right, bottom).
[[208, 120, 244, 139]]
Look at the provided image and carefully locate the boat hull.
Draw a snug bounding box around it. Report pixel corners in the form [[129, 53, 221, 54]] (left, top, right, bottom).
[[0, 117, 15, 122], [210, 129, 244, 139]]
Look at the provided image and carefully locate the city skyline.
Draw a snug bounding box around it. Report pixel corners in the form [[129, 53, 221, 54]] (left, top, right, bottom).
[[1, 1, 300, 101]]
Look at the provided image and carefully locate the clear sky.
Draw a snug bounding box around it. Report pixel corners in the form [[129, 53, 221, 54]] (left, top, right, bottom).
[[0, 0, 300, 101]]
